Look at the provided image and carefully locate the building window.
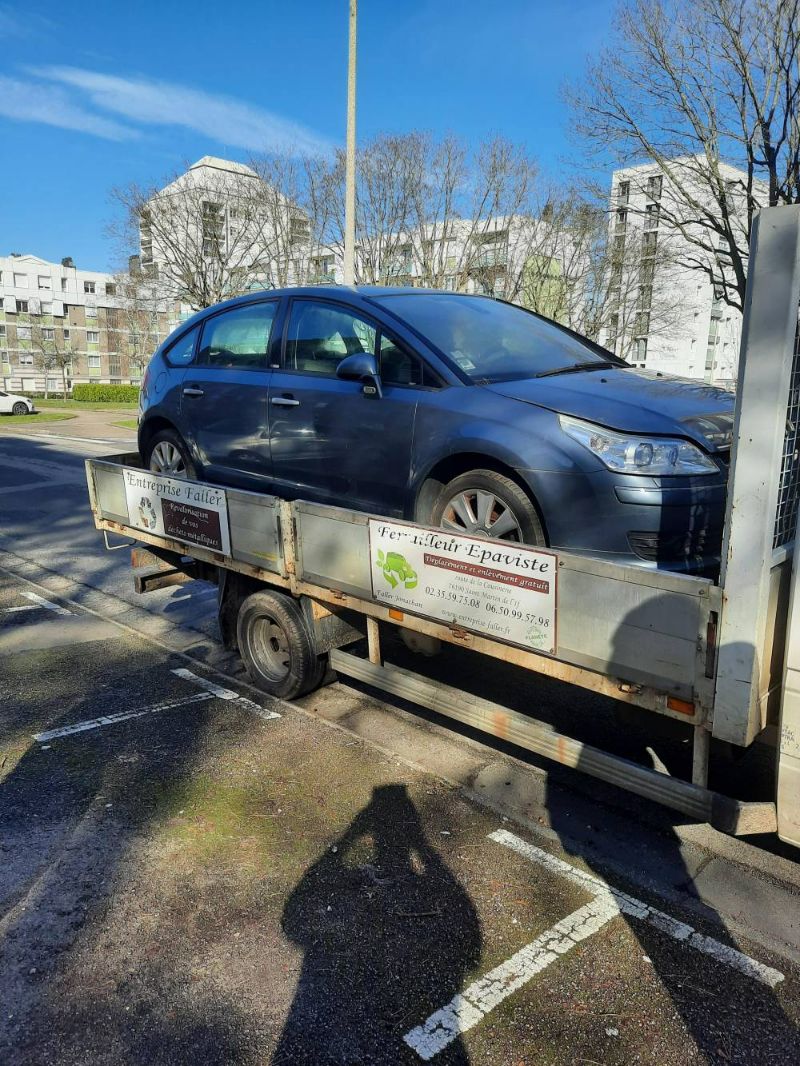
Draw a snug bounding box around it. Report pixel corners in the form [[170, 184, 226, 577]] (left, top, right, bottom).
[[109, 355, 121, 376], [641, 231, 658, 256], [41, 302, 52, 315], [61, 278, 68, 292], [17, 325, 32, 340], [0, 325, 5, 337], [615, 208, 627, 233], [47, 377, 59, 390], [19, 352, 34, 366], [42, 328, 55, 340], [38, 276, 51, 290], [87, 331, 100, 343], [16, 299, 28, 313], [84, 280, 96, 294], [105, 283, 116, 295], [635, 311, 651, 336], [646, 174, 663, 200], [634, 338, 648, 361], [13, 273, 28, 287], [86, 303, 97, 318], [63, 328, 71, 341], [637, 285, 652, 310], [87, 355, 101, 368], [644, 203, 660, 231], [618, 181, 630, 203]]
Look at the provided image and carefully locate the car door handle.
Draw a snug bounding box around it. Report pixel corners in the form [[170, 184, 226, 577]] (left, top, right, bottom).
[[271, 396, 300, 407], [182, 386, 204, 398]]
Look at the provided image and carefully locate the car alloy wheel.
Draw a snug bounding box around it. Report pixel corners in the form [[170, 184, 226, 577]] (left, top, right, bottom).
[[440, 488, 523, 541], [149, 440, 187, 476], [12, 402, 28, 416]]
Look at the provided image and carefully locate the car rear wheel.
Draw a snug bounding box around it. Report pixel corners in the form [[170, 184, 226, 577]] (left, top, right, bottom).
[[145, 428, 196, 478], [12, 402, 28, 416], [431, 469, 546, 545]]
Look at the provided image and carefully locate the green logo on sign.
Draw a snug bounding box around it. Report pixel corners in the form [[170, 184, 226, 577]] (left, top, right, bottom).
[[376, 549, 418, 590]]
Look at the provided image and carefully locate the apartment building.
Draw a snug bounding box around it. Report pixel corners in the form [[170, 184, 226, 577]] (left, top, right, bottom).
[[604, 159, 761, 387], [0, 253, 181, 394], [141, 156, 314, 298]]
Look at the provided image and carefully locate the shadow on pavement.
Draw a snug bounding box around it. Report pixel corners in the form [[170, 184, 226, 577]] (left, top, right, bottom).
[[273, 783, 481, 1065]]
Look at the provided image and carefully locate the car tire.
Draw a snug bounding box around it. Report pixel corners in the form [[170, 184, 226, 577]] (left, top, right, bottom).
[[12, 402, 28, 416], [237, 590, 327, 700], [431, 469, 546, 545], [144, 428, 197, 479]]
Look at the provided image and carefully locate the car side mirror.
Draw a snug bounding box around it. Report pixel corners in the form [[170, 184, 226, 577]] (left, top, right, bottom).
[[336, 352, 383, 398]]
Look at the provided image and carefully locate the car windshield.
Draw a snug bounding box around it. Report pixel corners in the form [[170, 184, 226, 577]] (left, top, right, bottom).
[[374, 293, 623, 382]]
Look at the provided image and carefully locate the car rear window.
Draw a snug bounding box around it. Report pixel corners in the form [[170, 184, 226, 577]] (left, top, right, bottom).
[[374, 294, 619, 382]]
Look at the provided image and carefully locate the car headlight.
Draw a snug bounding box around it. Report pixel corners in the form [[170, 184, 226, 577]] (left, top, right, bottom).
[[559, 414, 718, 475]]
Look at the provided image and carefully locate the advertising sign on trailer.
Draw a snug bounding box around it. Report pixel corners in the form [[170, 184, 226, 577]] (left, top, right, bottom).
[[368, 519, 557, 653], [122, 467, 231, 555]]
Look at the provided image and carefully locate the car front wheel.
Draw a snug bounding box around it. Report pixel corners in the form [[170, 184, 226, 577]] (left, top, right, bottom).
[[144, 428, 196, 478], [431, 469, 546, 546], [12, 402, 28, 416]]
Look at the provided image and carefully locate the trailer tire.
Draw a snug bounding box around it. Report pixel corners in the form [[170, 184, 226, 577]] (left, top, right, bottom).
[[237, 590, 326, 700]]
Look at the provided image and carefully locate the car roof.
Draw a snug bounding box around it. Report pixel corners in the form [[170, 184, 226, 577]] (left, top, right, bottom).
[[170, 285, 474, 337]]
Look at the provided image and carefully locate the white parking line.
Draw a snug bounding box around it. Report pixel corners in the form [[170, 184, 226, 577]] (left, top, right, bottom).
[[33, 692, 214, 742], [403, 828, 784, 1060], [22, 592, 72, 616], [172, 667, 281, 721], [1, 592, 72, 617]]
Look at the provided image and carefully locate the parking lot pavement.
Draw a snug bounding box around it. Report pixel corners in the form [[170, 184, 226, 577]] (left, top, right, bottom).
[[2, 573, 800, 1066]]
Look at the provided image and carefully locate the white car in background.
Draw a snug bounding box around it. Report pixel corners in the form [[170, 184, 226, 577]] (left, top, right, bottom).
[[0, 391, 35, 416]]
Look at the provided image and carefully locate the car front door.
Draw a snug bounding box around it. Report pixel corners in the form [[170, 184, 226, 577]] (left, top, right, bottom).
[[182, 300, 279, 490], [267, 298, 421, 515]]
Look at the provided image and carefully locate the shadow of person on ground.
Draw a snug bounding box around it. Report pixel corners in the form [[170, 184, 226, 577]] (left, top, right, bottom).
[[273, 783, 481, 1065]]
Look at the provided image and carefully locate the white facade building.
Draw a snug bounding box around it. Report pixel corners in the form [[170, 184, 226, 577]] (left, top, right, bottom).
[[141, 156, 314, 301], [0, 253, 180, 394], [604, 159, 764, 388]]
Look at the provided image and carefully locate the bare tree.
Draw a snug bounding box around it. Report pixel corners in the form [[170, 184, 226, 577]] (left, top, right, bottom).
[[568, 0, 800, 310], [520, 191, 685, 357], [108, 269, 170, 376], [111, 161, 306, 309], [30, 323, 72, 400]]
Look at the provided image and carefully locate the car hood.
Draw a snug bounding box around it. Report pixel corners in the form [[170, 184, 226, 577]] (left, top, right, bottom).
[[486, 368, 735, 452]]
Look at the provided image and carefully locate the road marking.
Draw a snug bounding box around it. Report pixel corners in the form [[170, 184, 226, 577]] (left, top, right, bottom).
[[172, 667, 281, 721], [33, 692, 214, 742], [1, 593, 72, 617], [489, 830, 784, 986], [22, 591, 72, 616], [403, 828, 784, 1060]]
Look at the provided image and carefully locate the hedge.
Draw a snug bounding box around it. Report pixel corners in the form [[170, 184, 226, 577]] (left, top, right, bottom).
[[71, 383, 141, 402]]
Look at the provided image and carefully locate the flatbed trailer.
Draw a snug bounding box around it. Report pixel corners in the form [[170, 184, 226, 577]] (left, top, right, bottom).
[[85, 206, 800, 848]]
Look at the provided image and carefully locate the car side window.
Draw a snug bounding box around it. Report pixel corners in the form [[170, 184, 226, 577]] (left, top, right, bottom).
[[379, 334, 440, 388], [285, 301, 377, 376], [199, 302, 278, 370], [164, 325, 200, 366]]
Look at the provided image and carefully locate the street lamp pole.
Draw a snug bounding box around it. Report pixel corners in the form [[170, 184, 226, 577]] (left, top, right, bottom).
[[343, 0, 357, 286]]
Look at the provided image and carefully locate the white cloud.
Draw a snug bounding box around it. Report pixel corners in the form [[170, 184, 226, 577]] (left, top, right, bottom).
[[28, 66, 333, 156], [0, 76, 139, 140]]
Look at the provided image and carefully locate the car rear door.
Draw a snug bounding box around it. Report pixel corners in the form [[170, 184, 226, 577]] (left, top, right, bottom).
[[267, 297, 420, 514], [182, 299, 279, 490]]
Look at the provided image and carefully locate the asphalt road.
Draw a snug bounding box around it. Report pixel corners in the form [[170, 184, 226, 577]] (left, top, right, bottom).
[[2, 428, 800, 1065]]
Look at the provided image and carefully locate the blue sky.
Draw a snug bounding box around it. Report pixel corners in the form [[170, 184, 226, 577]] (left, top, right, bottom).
[[0, 1, 616, 271]]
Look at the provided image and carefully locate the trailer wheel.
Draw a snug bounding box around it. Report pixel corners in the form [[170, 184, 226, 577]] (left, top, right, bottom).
[[236, 590, 326, 700]]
